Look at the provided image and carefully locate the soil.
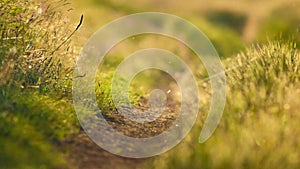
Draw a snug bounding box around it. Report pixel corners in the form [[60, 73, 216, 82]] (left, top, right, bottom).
[[62, 84, 181, 169], [63, 132, 148, 169]]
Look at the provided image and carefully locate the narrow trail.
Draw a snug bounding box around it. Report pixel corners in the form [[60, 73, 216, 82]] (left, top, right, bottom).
[[63, 132, 147, 169], [62, 83, 181, 169]]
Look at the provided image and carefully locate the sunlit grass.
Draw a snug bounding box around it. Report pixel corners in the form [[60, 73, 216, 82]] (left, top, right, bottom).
[[0, 0, 79, 168], [0, 87, 79, 168], [150, 40, 300, 169]]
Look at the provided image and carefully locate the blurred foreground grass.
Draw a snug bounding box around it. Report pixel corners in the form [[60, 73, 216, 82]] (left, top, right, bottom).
[[0, 88, 79, 169]]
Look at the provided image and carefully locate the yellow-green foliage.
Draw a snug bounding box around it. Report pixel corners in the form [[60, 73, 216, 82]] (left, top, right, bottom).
[[0, 88, 79, 169], [0, 0, 77, 93], [0, 1, 79, 168], [95, 71, 145, 115], [151, 41, 300, 169]]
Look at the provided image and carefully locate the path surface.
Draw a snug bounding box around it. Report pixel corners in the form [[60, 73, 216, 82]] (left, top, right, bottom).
[[63, 84, 181, 169], [63, 132, 147, 169]]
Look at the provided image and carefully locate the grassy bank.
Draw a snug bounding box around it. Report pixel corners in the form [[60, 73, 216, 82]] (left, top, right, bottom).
[[0, 87, 79, 168], [0, 0, 80, 168], [150, 41, 300, 169]]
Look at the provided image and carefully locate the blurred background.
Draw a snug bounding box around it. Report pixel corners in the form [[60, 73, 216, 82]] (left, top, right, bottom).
[[69, 0, 300, 57]]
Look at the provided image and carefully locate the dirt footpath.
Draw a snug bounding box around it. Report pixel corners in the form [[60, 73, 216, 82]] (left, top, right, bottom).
[[63, 132, 148, 169]]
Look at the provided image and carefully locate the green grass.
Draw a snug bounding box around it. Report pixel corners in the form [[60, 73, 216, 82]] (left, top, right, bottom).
[[0, 0, 77, 93], [0, 0, 80, 168], [0, 87, 79, 169], [150, 40, 300, 169], [95, 70, 147, 115]]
